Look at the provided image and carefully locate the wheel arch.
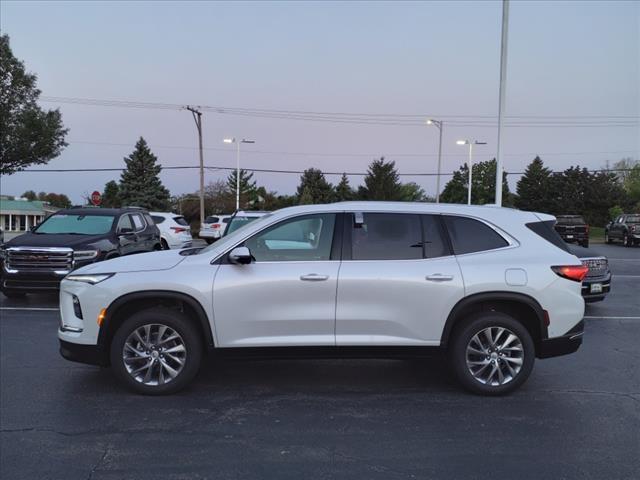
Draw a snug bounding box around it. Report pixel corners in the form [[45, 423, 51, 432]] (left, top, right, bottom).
[[440, 292, 548, 355], [98, 290, 215, 364]]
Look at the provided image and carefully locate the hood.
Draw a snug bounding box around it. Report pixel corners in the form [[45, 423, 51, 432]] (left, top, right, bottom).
[[4, 232, 107, 249], [74, 249, 187, 274]]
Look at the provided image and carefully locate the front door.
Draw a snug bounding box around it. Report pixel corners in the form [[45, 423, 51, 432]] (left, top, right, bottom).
[[212, 213, 340, 347], [336, 213, 464, 345]]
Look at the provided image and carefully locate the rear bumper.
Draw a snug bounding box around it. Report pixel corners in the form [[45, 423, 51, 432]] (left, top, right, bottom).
[[581, 273, 611, 302], [59, 339, 107, 366], [538, 320, 584, 359]]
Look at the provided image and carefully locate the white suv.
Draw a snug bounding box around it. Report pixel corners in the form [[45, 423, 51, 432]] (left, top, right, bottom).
[[199, 215, 231, 243], [149, 212, 193, 250], [58, 202, 586, 395]]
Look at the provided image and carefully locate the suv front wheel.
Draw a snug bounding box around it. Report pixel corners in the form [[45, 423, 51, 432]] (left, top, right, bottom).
[[450, 312, 535, 396], [110, 308, 203, 395]]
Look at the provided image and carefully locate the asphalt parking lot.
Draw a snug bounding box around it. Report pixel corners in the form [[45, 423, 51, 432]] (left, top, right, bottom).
[[1, 243, 639, 479]]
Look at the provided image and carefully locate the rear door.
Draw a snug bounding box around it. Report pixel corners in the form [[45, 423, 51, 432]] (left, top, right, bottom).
[[335, 212, 464, 345], [130, 212, 153, 251]]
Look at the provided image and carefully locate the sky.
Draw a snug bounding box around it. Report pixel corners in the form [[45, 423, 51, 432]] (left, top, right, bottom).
[[1, 0, 639, 204]]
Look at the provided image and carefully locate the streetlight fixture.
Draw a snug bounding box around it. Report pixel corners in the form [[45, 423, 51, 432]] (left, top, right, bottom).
[[456, 139, 487, 205], [223, 137, 256, 211], [426, 119, 444, 203]]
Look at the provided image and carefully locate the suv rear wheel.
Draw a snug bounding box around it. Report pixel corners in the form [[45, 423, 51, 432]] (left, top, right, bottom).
[[110, 308, 202, 395], [450, 312, 535, 396]]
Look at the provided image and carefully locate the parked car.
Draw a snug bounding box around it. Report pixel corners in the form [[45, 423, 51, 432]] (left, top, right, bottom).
[[150, 212, 193, 250], [605, 213, 640, 247], [554, 215, 589, 248], [567, 245, 611, 302], [223, 211, 270, 236], [199, 215, 231, 243], [58, 203, 586, 396], [0, 207, 161, 297]]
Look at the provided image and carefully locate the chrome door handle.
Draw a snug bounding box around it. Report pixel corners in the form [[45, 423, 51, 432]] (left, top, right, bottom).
[[426, 274, 454, 282], [300, 274, 330, 281]]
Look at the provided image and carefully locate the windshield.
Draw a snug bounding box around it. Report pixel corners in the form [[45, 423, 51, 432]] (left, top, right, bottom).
[[35, 214, 115, 235], [197, 213, 274, 255], [225, 216, 263, 235], [626, 215, 640, 223]]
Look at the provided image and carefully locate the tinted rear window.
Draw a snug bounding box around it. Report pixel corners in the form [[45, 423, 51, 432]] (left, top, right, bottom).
[[204, 216, 219, 223], [173, 216, 189, 226], [151, 215, 165, 224], [557, 216, 586, 225], [444, 216, 509, 255], [526, 221, 570, 253]]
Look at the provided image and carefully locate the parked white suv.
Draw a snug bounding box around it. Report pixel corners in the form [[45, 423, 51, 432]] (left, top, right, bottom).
[[150, 212, 193, 250], [58, 202, 586, 395], [199, 215, 230, 243]]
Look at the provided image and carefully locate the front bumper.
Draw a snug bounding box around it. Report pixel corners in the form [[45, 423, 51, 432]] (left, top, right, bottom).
[[538, 320, 584, 359], [59, 339, 107, 366]]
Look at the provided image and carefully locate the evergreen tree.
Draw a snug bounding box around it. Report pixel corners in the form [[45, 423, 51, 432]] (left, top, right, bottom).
[[296, 168, 334, 204], [21, 190, 37, 201], [119, 137, 170, 210], [1, 34, 68, 175], [399, 182, 427, 202], [440, 159, 511, 205], [226, 169, 257, 209], [102, 180, 122, 208], [335, 173, 355, 201], [515, 156, 552, 212], [358, 157, 403, 200]]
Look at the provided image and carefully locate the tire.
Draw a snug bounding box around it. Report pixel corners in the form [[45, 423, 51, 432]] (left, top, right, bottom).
[[204, 238, 214, 245], [581, 240, 589, 248], [2, 290, 27, 299], [605, 231, 611, 244], [110, 308, 203, 395], [161, 239, 170, 250], [449, 312, 535, 396]]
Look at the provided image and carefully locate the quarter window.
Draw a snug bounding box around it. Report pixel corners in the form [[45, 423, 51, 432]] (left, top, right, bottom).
[[351, 213, 422, 260], [151, 215, 165, 224], [444, 216, 509, 255], [244, 214, 336, 262], [117, 214, 133, 231]]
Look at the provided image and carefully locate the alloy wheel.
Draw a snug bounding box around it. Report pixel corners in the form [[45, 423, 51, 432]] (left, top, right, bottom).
[[122, 323, 187, 386], [465, 326, 524, 386]]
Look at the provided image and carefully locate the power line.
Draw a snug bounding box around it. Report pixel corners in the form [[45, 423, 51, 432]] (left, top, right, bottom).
[[40, 96, 639, 128], [66, 140, 638, 158]]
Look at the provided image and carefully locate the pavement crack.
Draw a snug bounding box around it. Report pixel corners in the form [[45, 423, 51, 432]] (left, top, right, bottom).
[[541, 389, 640, 404], [87, 444, 110, 480]]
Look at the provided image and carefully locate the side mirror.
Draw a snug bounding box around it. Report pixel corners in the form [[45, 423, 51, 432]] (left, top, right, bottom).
[[118, 227, 134, 235], [228, 246, 252, 265]]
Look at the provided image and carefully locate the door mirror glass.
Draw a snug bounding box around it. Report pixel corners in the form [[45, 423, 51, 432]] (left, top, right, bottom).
[[228, 246, 253, 265]]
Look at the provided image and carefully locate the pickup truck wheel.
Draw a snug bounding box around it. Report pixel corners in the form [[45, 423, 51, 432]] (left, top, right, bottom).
[[581, 240, 589, 248], [605, 231, 611, 244], [161, 239, 169, 250], [450, 312, 535, 396], [110, 308, 202, 395], [623, 233, 631, 247]]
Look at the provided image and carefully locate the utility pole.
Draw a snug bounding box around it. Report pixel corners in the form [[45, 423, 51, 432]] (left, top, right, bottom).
[[186, 106, 205, 226], [427, 119, 444, 203], [495, 0, 510, 206]]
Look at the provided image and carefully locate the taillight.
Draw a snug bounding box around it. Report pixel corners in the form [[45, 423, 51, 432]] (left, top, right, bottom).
[[586, 224, 590, 234], [212, 224, 220, 228], [552, 265, 589, 282], [171, 227, 187, 233]]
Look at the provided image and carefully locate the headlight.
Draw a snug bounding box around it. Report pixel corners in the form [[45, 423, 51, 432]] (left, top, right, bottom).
[[74, 250, 99, 261], [65, 273, 114, 284]]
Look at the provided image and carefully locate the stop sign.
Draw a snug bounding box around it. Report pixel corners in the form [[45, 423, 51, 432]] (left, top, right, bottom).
[[90, 190, 102, 206]]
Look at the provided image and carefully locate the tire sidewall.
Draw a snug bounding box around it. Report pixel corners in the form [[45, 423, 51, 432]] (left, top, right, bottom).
[[110, 308, 203, 395], [450, 312, 535, 396]]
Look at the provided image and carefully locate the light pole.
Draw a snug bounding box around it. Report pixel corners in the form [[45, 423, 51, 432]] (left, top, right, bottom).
[[223, 137, 255, 211], [186, 106, 205, 226], [456, 140, 487, 205], [426, 119, 444, 203]]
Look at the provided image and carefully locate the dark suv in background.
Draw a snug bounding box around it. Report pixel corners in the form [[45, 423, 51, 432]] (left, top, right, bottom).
[[554, 215, 589, 248], [605, 214, 640, 247], [0, 207, 161, 297]]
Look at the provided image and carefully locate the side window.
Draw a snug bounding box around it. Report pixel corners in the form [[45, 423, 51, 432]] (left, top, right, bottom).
[[351, 213, 422, 261], [444, 216, 509, 255], [617, 216, 624, 224], [151, 215, 165, 224], [421, 215, 450, 258], [131, 213, 145, 231], [117, 214, 133, 231], [205, 216, 218, 224], [244, 214, 336, 262]]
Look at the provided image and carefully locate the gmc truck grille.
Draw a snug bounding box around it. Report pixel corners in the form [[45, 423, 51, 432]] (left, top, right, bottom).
[[581, 257, 608, 278], [6, 247, 74, 272]]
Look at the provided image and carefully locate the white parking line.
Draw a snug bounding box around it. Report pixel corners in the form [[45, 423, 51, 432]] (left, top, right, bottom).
[[584, 316, 640, 320], [0, 307, 58, 311], [612, 275, 640, 278]]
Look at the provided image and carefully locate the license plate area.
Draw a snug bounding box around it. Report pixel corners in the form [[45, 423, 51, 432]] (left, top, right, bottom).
[[590, 283, 603, 294]]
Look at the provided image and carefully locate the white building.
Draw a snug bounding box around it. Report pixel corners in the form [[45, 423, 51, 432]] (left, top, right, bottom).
[[0, 196, 58, 241]]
